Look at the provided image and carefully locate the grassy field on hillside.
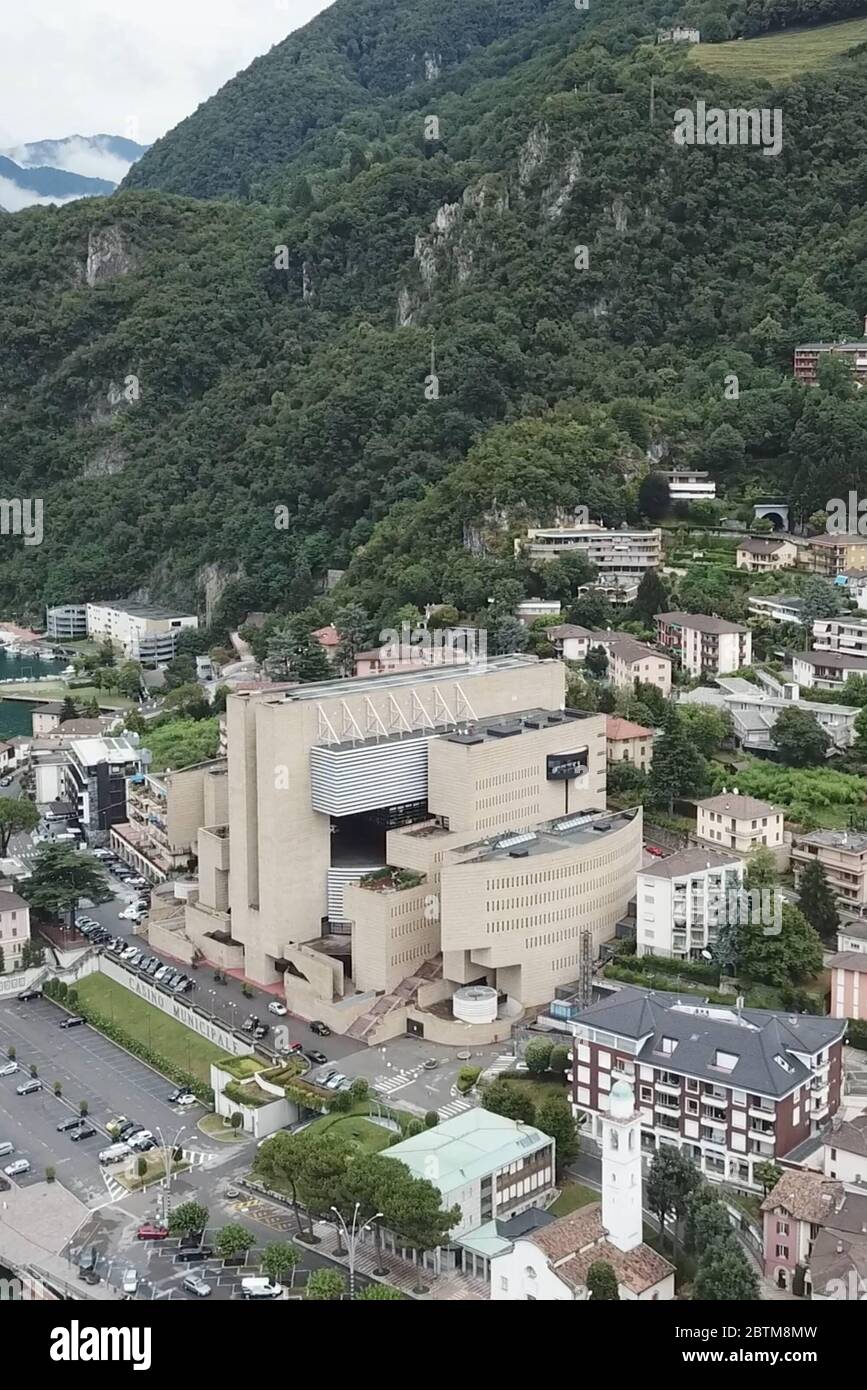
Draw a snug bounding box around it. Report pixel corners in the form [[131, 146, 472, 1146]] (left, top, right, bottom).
[[690, 18, 867, 80]]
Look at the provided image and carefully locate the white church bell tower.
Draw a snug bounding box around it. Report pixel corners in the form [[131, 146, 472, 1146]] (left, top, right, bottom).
[[601, 1078, 643, 1253]]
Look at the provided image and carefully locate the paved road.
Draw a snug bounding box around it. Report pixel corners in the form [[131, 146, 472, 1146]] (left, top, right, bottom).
[[84, 866, 366, 1065], [0, 993, 212, 1204]]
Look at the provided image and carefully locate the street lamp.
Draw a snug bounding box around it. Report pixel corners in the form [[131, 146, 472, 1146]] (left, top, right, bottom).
[[330, 1202, 383, 1300], [154, 1124, 186, 1227]]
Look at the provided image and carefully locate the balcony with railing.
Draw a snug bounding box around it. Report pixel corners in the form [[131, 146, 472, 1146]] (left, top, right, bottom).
[[701, 1110, 727, 1130], [703, 1089, 728, 1110], [657, 1073, 681, 1093], [749, 1137, 775, 1156], [700, 1128, 726, 1148], [748, 1100, 775, 1120]]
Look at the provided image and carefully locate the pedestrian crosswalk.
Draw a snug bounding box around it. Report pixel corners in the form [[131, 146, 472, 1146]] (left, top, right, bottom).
[[372, 1071, 415, 1095], [437, 1097, 471, 1121]]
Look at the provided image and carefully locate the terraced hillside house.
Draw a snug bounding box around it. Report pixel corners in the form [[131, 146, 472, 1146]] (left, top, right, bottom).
[[182, 656, 643, 1043], [569, 989, 845, 1190], [736, 537, 799, 572]]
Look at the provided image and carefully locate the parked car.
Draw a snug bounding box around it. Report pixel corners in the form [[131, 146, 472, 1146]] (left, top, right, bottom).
[[325, 1073, 346, 1090], [16, 1080, 42, 1095], [267, 1001, 287, 1015], [241, 1016, 257, 1033], [174, 1093, 197, 1107], [309, 1020, 331, 1037], [4, 1159, 30, 1177], [182, 1274, 212, 1297], [78, 1246, 98, 1273], [70, 1124, 96, 1142], [128, 877, 147, 888], [422, 1058, 439, 1070], [57, 1115, 84, 1132], [0, 1061, 17, 1077], [175, 1246, 213, 1263], [121, 946, 138, 960], [154, 966, 171, 982], [122, 1268, 138, 1296], [136, 1223, 168, 1241], [166, 1089, 184, 1103], [119, 908, 139, 922], [59, 1016, 85, 1030], [645, 844, 666, 858], [116, 1122, 139, 1141], [79, 1269, 100, 1286], [307, 1050, 328, 1066], [0, 775, 13, 788], [17, 989, 41, 1002], [253, 1024, 269, 1039]]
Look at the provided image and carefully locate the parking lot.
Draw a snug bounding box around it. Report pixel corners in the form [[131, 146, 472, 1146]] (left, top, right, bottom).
[[0, 993, 212, 1203]]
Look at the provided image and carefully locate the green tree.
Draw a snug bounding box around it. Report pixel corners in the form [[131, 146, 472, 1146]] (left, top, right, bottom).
[[0, 798, 40, 857], [637, 472, 670, 520], [261, 1242, 298, 1286], [536, 1094, 579, 1173], [754, 1160, 783, 1197], [424, 1110, 438, 1128], [306, 1269, 346, 1300], [646, 1146, 701, 1256], [334, 604, 372, 675], [253, 1131, 315, 1237], [745, 845, 778, 890], [631, 569, 669, 625], [354, 1283, 403, 1300], [20, 940, 44, 971], [136, 1155, 148, 1180], [647, 709, 707, 813], [584, 644, 609, 680], [797, 858, 839, 944], [679, 704, 733, 758], [59, 696, 79, 723], [481, 1079, 536, 1125], [586, 1259, 620, 1300], [20, 842, 111, 931], [770, 707, 830, 767], [694, 1240, 759, 1301], [215, 1223, 256, 1260], [548, 1044, 570, 1077], [739, 901, 823, 989], [168, 1201, 210, 1237], [685, 1187, 732, 1257], [116, 662, 144, 700], [524, 1038, 554, 1074], [348, 1077, 369, 1104], [142, 717, 220, 771], [798, 575, 845, 626], [230, 1112, 244, 1136]]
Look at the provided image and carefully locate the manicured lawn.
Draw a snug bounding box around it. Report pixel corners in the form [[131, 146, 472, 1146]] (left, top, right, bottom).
[[0, 680, 132, 709], [74, 972, 225, 1083], [690, 18, 867, 80], [549, 1181, 598, 1217], [301, 1107, 392, 1155]]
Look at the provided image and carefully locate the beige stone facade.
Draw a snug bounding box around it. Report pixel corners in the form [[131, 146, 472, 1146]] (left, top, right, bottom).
[[792, 829, 867, 909], [194, 656, 641, 1036]]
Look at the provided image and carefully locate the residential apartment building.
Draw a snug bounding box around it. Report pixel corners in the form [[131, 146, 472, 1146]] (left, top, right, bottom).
[[794, 338, 867, 387], [812, 614, 867, 658], [747, 594, 805, 625], [605, 716, 653, 770], [570, 989, 846, 1190], [517, 524, 663, 581], [736, 537, 799, 572], [31, 702, 65, 736], [63, 736, 144, 845], [695, 791, 784, 855], [835, 569, 867, 610], [546, 625, 592, 662], [791, 828, 867, 909], [111, 758, 228, 882], [516, 599, 561, 625], [635, 847, 744, 960], [828, 950, 867, 1021], [0, 888, 30, 972], [792, 649, 867, 689], [801, 533, 867, 578], [587, 632, 672, 697], [823, 1111, 867, 1186], [183, 655, 642, 1041], [45, 603, 87, 640], [658, 469, 715, 500], [655, 612, 751, 678], [681, 675, 857, 752], [85, 601, 198, 662], [837, 919, 867, 953]]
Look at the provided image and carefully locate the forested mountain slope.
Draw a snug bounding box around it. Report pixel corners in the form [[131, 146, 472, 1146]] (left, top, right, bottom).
[[3, 0, 867, 630]]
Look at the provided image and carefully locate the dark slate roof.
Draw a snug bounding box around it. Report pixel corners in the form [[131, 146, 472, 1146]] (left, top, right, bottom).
[[497, 1206, 557, 1240], [572, 987, 845, 1097]]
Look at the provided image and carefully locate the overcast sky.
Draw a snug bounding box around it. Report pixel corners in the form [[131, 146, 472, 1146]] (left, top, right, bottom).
[[0, 0, 332, 150]]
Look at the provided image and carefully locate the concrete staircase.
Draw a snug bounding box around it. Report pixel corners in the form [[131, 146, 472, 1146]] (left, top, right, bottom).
[[345, 955, 444, 1041]]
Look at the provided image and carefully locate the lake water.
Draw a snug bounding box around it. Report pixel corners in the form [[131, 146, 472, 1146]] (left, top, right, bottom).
[[0, 647, 68, 740]]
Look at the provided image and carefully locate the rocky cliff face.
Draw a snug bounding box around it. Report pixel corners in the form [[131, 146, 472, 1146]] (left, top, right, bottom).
[[85, 225, 135, 286]]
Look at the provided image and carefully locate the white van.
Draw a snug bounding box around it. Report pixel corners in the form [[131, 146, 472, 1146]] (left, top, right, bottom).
[[240, 1277, 283, 1300], [98, 1142, 132, 1166]]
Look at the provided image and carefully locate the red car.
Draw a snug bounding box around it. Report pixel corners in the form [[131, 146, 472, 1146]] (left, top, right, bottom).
[[645, 845, 666, 858], [136, 1223, 169, 1241]]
